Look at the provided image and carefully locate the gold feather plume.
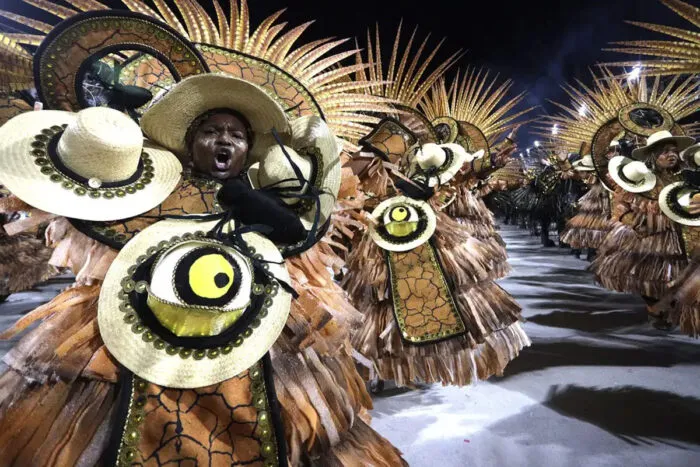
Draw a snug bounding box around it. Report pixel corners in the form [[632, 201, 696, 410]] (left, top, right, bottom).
[[0, 0, 394, 145], [354, 21, 462, 108], [534, 67, 700, 153], [419, 67, 538, 145], [605, 0, 700, 75]]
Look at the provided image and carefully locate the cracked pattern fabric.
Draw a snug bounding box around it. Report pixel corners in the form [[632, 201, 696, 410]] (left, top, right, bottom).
[[74, 176, 221, 247], [0, 96, 31, 126], [199, 45, 319, 119], [121, 54, 174, 91], [36, 14, 206, 112], [387, 243, 465, 343], [360, 119, 417, 164], [121, 364, 277, 466]]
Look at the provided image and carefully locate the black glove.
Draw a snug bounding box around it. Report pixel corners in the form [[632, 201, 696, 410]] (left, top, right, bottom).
[[217, 177, 307, 244]]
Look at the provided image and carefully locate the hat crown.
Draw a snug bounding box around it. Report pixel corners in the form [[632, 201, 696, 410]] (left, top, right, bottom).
[[57, 107, 142, 182], [258, 145, 312, 195], [415, 143, 447, 170], [646, 130, 674, 147], [622, 161, 651, 182]]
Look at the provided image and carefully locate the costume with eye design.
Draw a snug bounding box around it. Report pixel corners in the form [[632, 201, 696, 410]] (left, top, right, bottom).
[[343, 136, 529, 388], [590, 130, 694, 332], [0, 5, 406, 466]]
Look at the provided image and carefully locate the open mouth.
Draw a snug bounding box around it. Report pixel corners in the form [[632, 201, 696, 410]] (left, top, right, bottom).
[[214, 149, 232, 171]]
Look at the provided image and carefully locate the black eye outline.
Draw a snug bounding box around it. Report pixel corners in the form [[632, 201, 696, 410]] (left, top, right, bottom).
[[173, 246, 243, 308], [377, 203, 429, 245], [389, 205, 411, 222]]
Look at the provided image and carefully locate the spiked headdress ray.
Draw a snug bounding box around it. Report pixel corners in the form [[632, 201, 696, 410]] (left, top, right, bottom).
[[419, 67, 537, 153], [0, 0, 393, 147], [605, 0, 700, 76], [536, 67, 700, 189], [354, 21, 462, 143]]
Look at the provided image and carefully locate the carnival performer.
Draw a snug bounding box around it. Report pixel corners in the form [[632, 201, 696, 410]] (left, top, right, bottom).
[[559, 148, 615, 261], [343, 140, 530, 387], [653, 144, 700, 336], [0, 3, 406, 465], [592, 131, 693, 329], [419, 71, 534, 278]]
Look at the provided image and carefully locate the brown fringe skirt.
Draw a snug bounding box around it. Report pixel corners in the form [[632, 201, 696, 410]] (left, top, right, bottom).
[[444, 187, 510, 279], [344, 217, 529, 387], [560, 183, 612, 250], [0, 277, 406, 465], [0, 231, 57, 295], [590, 222, 688, 299]]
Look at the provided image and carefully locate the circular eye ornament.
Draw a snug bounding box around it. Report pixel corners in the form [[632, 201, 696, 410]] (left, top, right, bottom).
[[369, 196, 437, 252], [659, 174, 700, 227], [98, 219, 291, 388]]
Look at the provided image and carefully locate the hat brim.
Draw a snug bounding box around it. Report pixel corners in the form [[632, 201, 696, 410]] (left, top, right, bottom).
[[681, 143, 700, 167], [631, 136, 695, 160], [369, 196, 436, 252], [141, 74, 290, 159], [572, 160, 596, 171], [0, 110, 182, 221], [98, 219, 291, 388], [608, 156, 657, 193], [659, 182, 700, 227], [249, 116, 340, 231], [410, 144, 476, 187]]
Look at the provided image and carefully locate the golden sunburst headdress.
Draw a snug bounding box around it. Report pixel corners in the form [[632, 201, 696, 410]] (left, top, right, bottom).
[[419, 67, 537, 154], [605, 0, 700, 75], [0, 0, 392, 147], [536, 67, 700, 188], [354, 21, 462, 143]]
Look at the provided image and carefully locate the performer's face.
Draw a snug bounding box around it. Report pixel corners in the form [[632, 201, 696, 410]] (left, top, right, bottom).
[[191, 113, 249, 180], [655, 143, 680, 169]]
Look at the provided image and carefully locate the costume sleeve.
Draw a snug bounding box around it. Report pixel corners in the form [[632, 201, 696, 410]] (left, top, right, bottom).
[[217, 178, 308, 244]]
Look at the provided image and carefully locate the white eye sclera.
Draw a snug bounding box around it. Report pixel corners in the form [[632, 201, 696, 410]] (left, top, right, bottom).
[[150, 240, 252, 312]]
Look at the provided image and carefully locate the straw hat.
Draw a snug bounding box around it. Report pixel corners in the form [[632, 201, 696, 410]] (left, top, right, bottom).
[[659, 171, 700, 227], [141, 74, 290, 160], [631, 130, 695, 160], [608, 156, 657, 193], [369, 196, 436, 252], [407, 143, 482, 187], [680, 143, 700, 168], [0, 107, 181, 221], [98, 218, 291, 388], [572, 155, 595, 171], [248, 116, 340, 231]]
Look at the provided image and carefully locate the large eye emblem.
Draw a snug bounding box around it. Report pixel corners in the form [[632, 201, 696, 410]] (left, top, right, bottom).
[[370, 196, 437, 252], [174, 246, 242, 307], [146, 240, 253, 337], [384, 204, 420, 238]]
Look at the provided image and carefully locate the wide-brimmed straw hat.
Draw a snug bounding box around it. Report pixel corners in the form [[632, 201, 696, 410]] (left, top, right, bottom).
[[659, 169, 700, 227], [0, 107, 181, 221], [248, 116, 340, 232], [98, 218, 291, 388], [608, 156, 657, 193], [681, 143, 700, 169], [572, 155, 595, 171], [369, 196, 437, 252], [631, 130, 695, 161], [407, 143, 482, 187], [141, 74, 290, 160]]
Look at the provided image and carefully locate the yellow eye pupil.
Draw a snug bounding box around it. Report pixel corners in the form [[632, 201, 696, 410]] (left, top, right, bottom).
[[390, 206, 409, 222], [188, 254, 234, 299]]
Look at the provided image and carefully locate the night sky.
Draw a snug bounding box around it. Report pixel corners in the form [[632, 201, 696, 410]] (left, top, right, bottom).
[[5, 0, 696, 145]]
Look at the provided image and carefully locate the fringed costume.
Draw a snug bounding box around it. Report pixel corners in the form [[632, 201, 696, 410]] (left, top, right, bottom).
[[418, 71, 536, 279], [560, 178, 613, 251], [0, 2, 408, 465]]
